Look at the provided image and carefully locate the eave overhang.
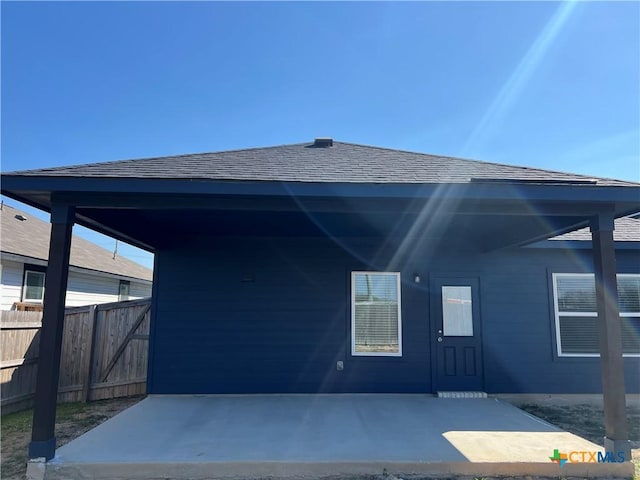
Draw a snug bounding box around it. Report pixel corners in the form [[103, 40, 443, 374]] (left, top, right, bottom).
[[2, 175, 639, 253], [2, 174, 640, 203], [525, 240, 640, 250]]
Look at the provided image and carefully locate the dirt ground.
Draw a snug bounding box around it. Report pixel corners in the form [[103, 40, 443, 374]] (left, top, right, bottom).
[[0, 395, 143, 480], [518, 403, 640, 479], [0, 396, 638, 480]]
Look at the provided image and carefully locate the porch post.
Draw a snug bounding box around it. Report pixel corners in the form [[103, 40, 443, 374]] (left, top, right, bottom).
[[28, 204, 75, 461], [590, 212, 630, 459]]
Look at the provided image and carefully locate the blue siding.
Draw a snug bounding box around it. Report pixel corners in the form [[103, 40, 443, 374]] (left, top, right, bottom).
[[148, 236, 640, 394], [480, 248, 639, 393]]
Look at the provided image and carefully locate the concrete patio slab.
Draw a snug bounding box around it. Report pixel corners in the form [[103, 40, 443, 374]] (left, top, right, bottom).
[[43, 394, 633, 479]]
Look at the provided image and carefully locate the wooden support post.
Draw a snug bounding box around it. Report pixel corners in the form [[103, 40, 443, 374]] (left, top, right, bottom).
[[29, 205, 75, 461], [590, 212, 630, 460]]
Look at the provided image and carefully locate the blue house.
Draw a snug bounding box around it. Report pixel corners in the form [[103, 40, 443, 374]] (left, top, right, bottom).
[[1, 138, 639, 461]]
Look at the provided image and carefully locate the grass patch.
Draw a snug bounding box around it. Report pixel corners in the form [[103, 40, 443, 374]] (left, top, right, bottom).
[[1, 396, 143, 480], [1, 409, 33, 435], [519, 403, 640, 446]]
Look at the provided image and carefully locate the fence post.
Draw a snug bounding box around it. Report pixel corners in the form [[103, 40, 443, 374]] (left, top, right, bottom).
[[81, 305, 99, 403]]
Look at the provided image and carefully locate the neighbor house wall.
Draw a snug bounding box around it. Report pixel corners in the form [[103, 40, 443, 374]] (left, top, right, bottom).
[[66, 270, 123, 306], [65, 270, 151, 307], [130, 280, 152, 299], [147, 236, 640, 395], [0, 259, 23, 310], [0, 256, 152, 309]]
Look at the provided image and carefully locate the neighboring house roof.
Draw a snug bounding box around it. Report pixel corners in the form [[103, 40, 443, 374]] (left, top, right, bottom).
[[8, 140, 636, 187], [550, 217, 640, 242], [1, 204, 153, 281]]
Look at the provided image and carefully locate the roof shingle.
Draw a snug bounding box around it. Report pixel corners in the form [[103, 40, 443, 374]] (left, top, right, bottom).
[[1, 204, 153, 281], [6, 141, 636, 187], [551, 217, 640, 242]]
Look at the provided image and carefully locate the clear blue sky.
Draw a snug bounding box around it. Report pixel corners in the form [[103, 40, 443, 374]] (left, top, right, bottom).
[[2, 1, 639, 270]]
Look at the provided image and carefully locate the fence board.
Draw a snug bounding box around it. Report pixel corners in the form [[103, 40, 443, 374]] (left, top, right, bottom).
[[81, 305, 98, 402], [0, 322, 42, 329], [100, 304, 151, 382], [0, 298, 150, 413]]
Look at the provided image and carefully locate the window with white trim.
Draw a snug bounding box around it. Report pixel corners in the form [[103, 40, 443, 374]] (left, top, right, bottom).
[[351, 271, 402, 356], [23, 270, 45, 303], [553, 273, 640, 357]]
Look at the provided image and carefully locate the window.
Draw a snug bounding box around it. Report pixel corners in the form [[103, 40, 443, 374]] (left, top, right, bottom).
[[553, 273, 640, 357], [23, 270, 45, 303], [118, 280, 130, 301], [351, 271, 402, 356], [442, 286, 473, 336]]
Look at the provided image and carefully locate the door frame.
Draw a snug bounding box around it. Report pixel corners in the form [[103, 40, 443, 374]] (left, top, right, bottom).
[[429, 275, 485, 392]]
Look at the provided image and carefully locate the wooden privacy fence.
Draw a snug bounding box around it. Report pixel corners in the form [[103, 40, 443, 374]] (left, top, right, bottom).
[[1, 298, 151, 414]]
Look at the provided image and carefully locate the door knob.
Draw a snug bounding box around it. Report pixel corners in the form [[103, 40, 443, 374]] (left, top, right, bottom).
[[437, 337, 443, 342]]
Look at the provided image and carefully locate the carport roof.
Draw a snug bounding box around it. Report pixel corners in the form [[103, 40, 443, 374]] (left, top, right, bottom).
[[5, 140, 637, 187]]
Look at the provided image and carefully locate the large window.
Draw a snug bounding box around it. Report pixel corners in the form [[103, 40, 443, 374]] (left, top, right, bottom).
[[23, 270, 45, 303], [553, 273, 640, 357], [351, 271, 402, 356]]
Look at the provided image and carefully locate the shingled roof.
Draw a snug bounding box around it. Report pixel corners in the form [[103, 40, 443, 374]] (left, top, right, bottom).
[[551, 217, 640, 242], [8, 140, 636, 187], [1, 204, 153, 281]]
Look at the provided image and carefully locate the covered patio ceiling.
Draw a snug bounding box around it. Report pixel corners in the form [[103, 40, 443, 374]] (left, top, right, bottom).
[[72, 204, 611, 252], [3, 178, 639, 252]]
